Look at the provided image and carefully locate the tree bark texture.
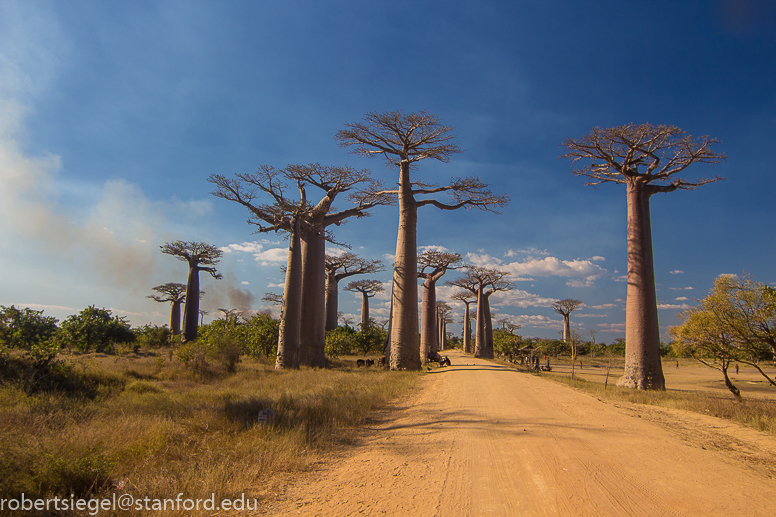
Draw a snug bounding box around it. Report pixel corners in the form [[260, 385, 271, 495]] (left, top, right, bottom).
[[463, 302, 472, 353], [170, 300, 182, 336], [276, 216, 302, 369], [360, 292, 370, 328], [474, 285, 486, 358], [420, 278, 437, 359], [562, 315, 571, 343], [299, 227, 327, 367], [389, 161, 421, 370], [617, 181, 666, 389], [325, 270, 339, 331], [483, 292, 494, 359], [181, 263, 200, 342]]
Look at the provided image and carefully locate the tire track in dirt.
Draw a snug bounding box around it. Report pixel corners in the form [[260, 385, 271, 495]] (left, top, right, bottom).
[[262, 351, 776, 516]]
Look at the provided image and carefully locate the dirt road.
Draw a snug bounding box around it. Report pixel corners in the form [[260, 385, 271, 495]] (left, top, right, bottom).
[[267, 351, 776, 516]]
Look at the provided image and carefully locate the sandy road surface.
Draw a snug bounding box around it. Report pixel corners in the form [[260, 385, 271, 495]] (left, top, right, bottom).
[[266, 351, 776, 516]]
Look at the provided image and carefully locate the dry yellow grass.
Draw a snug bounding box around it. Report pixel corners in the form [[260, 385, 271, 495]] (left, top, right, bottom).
[[504, 356, 776, 435], [0, 351, 417, 516]]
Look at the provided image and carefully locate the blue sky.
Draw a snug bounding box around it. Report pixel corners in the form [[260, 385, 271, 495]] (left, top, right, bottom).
[[1, 0, 774, 342]]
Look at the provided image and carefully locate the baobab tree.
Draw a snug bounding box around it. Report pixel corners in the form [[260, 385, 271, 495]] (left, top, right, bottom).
[[552, 299, 583, 343], [209, 164, 388, 368], [436, 301, 453, 351], [451, 291, 476, 353], [345, 279, 384, 328], [325, 253, 384, 331], [147, 282, 186, 335], [418, 250, 461, 360], [160, 241, 222, 342], [562, 123, 725, 389], [447, 266, 513, 358], [337, 110, 509, 370]]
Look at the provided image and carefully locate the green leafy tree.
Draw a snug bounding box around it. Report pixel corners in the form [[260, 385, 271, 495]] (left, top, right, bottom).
[[59, 306, 134, 353], [669, 274, 776, 395], [0, 305, 59, 350]]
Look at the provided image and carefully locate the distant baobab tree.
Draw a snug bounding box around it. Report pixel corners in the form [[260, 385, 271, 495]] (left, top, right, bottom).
[[418, 250, 461, 359], [160, 241, 222, 342], [345, 279, 384, 329], [562, 123, 725, 390], [552, 299, 583, 343], [451, 291, 476, 353], [199, 310, 208, 326], [436, 301, 453, 351], [325, 253, 384, 331], [210, 164, 389, 369], [447, 266, 513, 359], [147, 282, 186, 335], [337, 110, 509, 370]]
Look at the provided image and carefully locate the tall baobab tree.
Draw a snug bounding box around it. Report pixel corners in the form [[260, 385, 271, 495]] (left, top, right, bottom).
[[147, 282, 186, 336], [561, 123, 725, 389], [418, 250, 461, 360], [325, 253, 384, 331], [345, 279, 384, 328], [436, 301, 453, 351], [160, 241, 222, 342], [552, 299, 583, 343], [451, 291, 476, 353], [447, 266, 513, 358], [337, 110, 509, 370], [209, 164, 388, 369]]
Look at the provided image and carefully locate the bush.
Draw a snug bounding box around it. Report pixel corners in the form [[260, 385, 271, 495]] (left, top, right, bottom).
[[59, 306, 134, 353], [133, 324, 172, 349], [325, 325, 357, 358], [608, 338, 627, 356], [0, 305, 58, 350], [242, 313, 280, 358]]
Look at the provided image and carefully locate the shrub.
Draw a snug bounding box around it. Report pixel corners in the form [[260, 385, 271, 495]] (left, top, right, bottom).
[[59, 306, 134, 353], [325, 325, 357, 358], [133, 324, 172, 349], [0, 305, 58, 350]]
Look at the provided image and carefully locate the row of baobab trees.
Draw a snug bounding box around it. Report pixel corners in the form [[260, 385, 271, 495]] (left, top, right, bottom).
[[147, 110, 725, 391]]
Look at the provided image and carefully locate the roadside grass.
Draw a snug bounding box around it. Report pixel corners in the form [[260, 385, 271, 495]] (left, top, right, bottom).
[[509, 360, 776, 436], [0, 351, 417, 516]]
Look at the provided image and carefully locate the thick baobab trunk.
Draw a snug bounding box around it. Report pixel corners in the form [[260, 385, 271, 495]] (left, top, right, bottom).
[[360, 292, 370, 328], [420, 278, 437, 359], [389, 160, 421, 370], [170, 300, 182, 336], [474, 284, 486, 358], [463, 302, 472, 353], [325, 270, 339, 331], [181, 263, 200, 342], [483, 292, 494, 359], [617, 181, 666, 389], [299, 227, 327, 367], [276, 217, 302, 369], [562, 314, 571, 343]]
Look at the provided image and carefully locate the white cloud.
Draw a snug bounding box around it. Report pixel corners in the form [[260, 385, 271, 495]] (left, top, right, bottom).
[[590, 256, 606, 262], [596, 322, 626, 332], [465, 252, 502, 267], [326, 247, 349, 257], [613, 275, 627, 282], [669, 286, 694, 291], [576, 314, 607, 318], [489, 289, 557, 308], [675, 296, 688, 301], [506, 314, 561, 329], [657, 303, 691, 310], [669, 269, 684, 275], [503, 256, 607, 286], [221, 241, 288, 266], [589, 303, 617, 309], [241, 281, 250, 285], [505, 247, 550, 258]]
